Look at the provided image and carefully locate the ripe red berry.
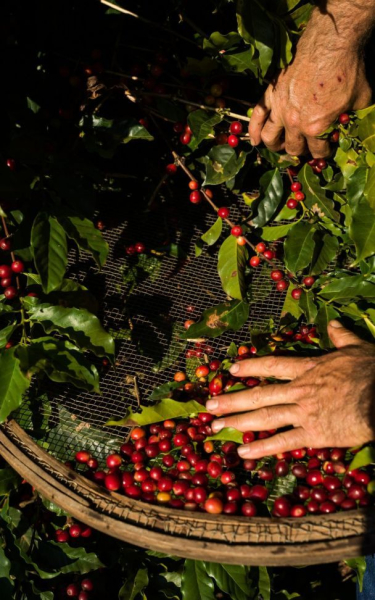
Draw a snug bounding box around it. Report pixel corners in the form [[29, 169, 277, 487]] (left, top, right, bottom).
[[173, 122, 184, 133], [166, 163, 177, 174], [69, 524, 82, 538], [180, 133, 191, 145], [204, 497, 223, 514], [273, 496, 291, 517], [241, 500, 257, 517], [319, 500, 336, 513], [66, 584, 80, 597], [276, 280, 288, 292], [290, 182, 302, 192], [126, 245, 136, 255], [339, 113, 350, 125], [255, 242, 266, 254], [228, 134, 239, 148], [0, 239, 11, 251], [87, 457, 98, 470], [75, 451, 91, 464], [317, 159, 327, 169], [291, 288, 302, 300], [55, 529, 69, 543], [135, 242, 146, 254], [104, 473, 121, 491], [106, 454, 122, 469], [291, 505, 307, 518], [330, 130, 340, 143], [11, 261, 24, 274], [306, 470, 324, 487], [271, 270, 284, 281], [195, 365, 209, 378], [218, 207, 230, 219], [6, 159, 16, 171], [286, 198, 298, 210], [303, 276, 315, 287], [188, 180, 199, 190], [209, 359, 221, 371], [0, 265, 11, 279], [294, 191, 305, 201], [275, 460, 289, 477], [190, 191, 202, 204], [249, 256, 260, 267], [78, 593, 89, 600], [263, 250, 275, 260], [231, 225, 242, 237], [249, 485, 268, 502], [230, 121, 243, 135]]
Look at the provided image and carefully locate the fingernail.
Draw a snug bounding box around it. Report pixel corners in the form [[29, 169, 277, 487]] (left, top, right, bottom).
[[238, 445, 249, 458], [229, 363, 240, 374], [212, 419, 225, 433], [329, 320, 343, 328], [206, 399, 218, 412]]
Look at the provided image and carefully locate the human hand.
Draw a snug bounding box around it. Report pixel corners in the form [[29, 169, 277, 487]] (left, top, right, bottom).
[[206, 321, 375, 459], [249, 7, 372, 157]]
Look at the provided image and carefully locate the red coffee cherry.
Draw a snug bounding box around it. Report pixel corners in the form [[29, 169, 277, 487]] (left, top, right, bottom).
[[218, 207, 230, 219], [190, 191, 203, 204], [180, 133, 191, 145], [241, 500, 257, 517], [230, 121, 243, 135], [255, 242, 266, 253], [166, 163, 177, 174], [276, 280, 289, 292], [4, 286, 17, 300], [249, 256, 260, 267], [294, 191, 305, 201], [188, 180, 199, 190], [66, 584, 80, 597], [0, 265, 12, 278], [0, 238, 11, 251], [11, 261, 24, 273], [231, 225, 242, 237], [228, 135, 239, 148], [290, 182, 302, 192], [339, 113, 350, 125], [271, 270, 284, 281], [204, 497, 223, 514], [286, 198, 298, 210], [303, 276, 315, 287], [291, 288, 302, 300], [69, 524, 82, 538]]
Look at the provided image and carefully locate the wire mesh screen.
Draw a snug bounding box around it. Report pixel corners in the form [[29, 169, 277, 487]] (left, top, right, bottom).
[[15, 193, 286, 465]]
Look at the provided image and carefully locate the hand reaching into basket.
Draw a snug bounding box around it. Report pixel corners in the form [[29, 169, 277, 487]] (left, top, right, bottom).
[[248, 0, 374, 157], [206, 321, 375, 459]]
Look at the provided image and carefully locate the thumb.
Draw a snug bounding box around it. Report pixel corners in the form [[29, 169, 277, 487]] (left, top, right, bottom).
[[328, 320, 363, 349]]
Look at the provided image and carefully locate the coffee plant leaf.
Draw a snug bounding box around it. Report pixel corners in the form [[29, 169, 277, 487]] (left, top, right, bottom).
[[344, 557, 366, 593], [251, 169, 284, 227], [349, 446, 375, 471], [149, 380, 186, 401], [182, 560, 215, 600], [105, 399, 206, 427], [80, 115, 154, 158], [56, 213, 109, 268], [0, 349, 30, 423], [236, 0, 274, 77], [0, 467, 21, 496], [299, 292, 318, 324], [315, 302, 340, 348], [18, 337, 100, 393], [218, 235, 248, 300], [258, 566, 271, 600], [221, 49, 257, 74], [318, 274, 375, 303], [204, 562, 256, 600], [27, 303, 115, 359], [185, 57, 217, 76], [203, 31, 242, 53], [266, 472, 297, 513], [181, 301, 249, 339], [0, 546, 13, 596], [349, 197, 375, 263], [284, 221, 316, 275], [334, 147, 360, 181], [119, 567, 149, 600], [357, 108, 375, 151], [281, 283, 304, 319], [347, 167, 369, 208], [204, 146, 248, 186], [206, 428, 244, 444], [36, 540, 104, 575], [0, 322, 17, 349], [201, 217, 223, 246], [275, 18, 293, 69], [298, 164, 339, 221], [31, 212, 68, 294], [188, 110, 223, 147], [261, 220, 300, 241], [258, 148, 299, 169], [363, 165, 375, 210], [310, 231, 339, 276], [288, 2, 314, 28]]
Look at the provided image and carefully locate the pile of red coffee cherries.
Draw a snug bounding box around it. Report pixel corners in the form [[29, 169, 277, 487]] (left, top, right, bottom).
[[65, 578, 94, 599], [55, 520, 92, 543], [70, 356, 373, 519]]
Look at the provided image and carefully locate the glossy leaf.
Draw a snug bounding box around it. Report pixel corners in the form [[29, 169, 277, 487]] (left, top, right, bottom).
[[345, 557, 366, 593], [204, 146, 248, 186], [237, 0, 274, 77], [310, 232, 339, 276], [203, 31, 241, 52], [349, 446, 375, 471], [318, 275, 375, 303], [201, 218, 223, 246], [119, 568, 149, 600], [299, 292, 318, 324], [221, 49, 257, 74], [188, 110, 223, 146], [251, 169, 284, 228], [149, 380, 186, 401], [349, 197, 375, 263], [37, 539, 104, 575], [218, 235, 248, 300], [182, 560, 215, 600], [261, 220, 299, 241], [204, 562, 256, 600], [258, 567, 271, 600], [105, 399, 206, 427], [27, 303, 115, 358], [0, 349, 30, 423], [0, 467, 21, 495], [347, 167, 369, 208], [298, 165, 339, 221], [180, 301, 249, 339], [31, 212, 68, 294], [358, 109, 375, 151], [315, 303, 340, 348], [281, 283, 303, 319], [57, 213, 109, 268], [0, 322, 17, 349], [206, 428, 244, 444], [284, 222, 315, 275]]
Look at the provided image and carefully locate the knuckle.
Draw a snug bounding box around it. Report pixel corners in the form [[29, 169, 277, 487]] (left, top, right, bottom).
[[303, 122, 325, 137], [285, 111, 300, 128], [260, 131, 274, 145], [253, 104, 266, 117]]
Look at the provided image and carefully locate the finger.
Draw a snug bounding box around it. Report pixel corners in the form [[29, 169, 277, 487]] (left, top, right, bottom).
[[211, 404, 300, 434], [328, 320, 365, 349], [284, 129, 306, 156], [306, 136, 331, 158], [237, 427, 306, 460], [228, 355, 317, 380], [206, 383, 298, 416], [249, 93, 271, 146], [260, 117, 284, 152]]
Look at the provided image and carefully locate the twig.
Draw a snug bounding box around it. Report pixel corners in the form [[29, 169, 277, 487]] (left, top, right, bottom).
[[286, 168, 295, 185], [134, 376, 141, 407], [100, 1, 200, 48], [142, 93, 250, 122], [147, 172, 169, 208]]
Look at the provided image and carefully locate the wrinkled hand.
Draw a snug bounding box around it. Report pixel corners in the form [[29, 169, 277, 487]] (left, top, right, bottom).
[[206, 321, 375, 459], [249, 9, 372, 157]]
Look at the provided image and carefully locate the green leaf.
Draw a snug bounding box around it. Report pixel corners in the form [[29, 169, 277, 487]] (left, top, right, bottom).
[[349, 197, 375, 263], [31, 213, 68, 294], [0, 467, 21, 495], [364, 165, 375, 210], [334, 147, 360, 181], [310, 232, 339, 276], [181, 301, 249, 339], [221, 49, 257, 74], [0, 322, 17, 349], [182, 560, 215, 600], [0, 349, 30, 423], [284, 222, 316, 275], [204, 147, 248, 186], [319, 275, 375, 303], [188, 110, 223, 146], [206, 428, 244, 444], [105, 399, 206, 427], [27, 303, 115, 359], [227, 342, 238, 357], [80, 115, 153, 158], [203, 31, 242, 52], [149, 380, 186, 401], [315, 303, 340, 348], [258, 148, 299, 169], [298, 165, 339, 221], [201, 218, 223, 246], [260, 220, 299, 241], [299, 292, 318, 324], [119, 568, 149, 600], [358, 109, 375, 151], [251, 169, 284, 228], [281, 283, 303, 319], [349, 446, 375, 471], [18, 337, 100, 393], [204, 562, 255, 600], [237, 0, 274, 77], [218, 235, 248, 300], [345, 557, 366, 593], [57, 214, 109, 268], [258, 567, 271, 600], [37, 539, 104, 576], [347, 167, 369, 208]]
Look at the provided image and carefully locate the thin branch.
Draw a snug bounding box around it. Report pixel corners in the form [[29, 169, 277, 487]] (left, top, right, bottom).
[[143, 93, 251, 122]]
